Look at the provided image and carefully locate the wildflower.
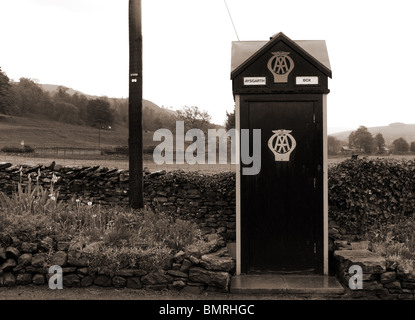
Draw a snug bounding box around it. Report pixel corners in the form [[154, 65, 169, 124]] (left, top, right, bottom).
[[88, 201, 93, 206], [48, 194, 53, 198], [51, 196, 56, 201], [76, 199, 80, 203], [51, 174, 58, 184], [92, 214, 97, 218]]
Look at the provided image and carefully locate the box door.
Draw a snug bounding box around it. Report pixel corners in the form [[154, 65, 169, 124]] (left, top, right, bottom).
[[240, 97, 323, 273]]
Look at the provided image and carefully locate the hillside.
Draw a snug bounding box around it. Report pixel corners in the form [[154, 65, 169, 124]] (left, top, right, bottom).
[[40, 84, 176, 116], [0, 113, 134, 149], [0, 83, 222, 150], [331, 123, 415, 145]]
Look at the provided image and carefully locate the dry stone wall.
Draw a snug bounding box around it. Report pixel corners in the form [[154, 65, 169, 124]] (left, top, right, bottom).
[[0, 235, 235, 292], [333, 241, 415, 300], [0, 163, 236, 241]]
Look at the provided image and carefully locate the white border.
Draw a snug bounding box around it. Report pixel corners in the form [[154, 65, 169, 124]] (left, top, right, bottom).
[[235, 94, 241, 275], [323, 93, 329, 275]]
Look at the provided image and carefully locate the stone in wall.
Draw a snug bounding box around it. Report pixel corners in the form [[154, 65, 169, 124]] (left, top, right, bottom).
[[16, 273, 32, 285], [52, 251, 68, 267], [64, 274, 81, 287], [0, 248, 6, 262], [126, 277, 142, 289], [1, 259, 17, 272], [6, 247, 20, 260], [112, 276, 127, 288], [21, 242, 38, 253], [94, 275, 112, 287], [188, 267, 231, 291], [67, 251, 88, 267], [17, 253, 32, 267], [200, 250, 235, 272], [32, 274, 45, 285], [31, 253, 47, 268], [334, 249, 386, 274], [141, 271, 174, 285], [3, 273, 15, 286]]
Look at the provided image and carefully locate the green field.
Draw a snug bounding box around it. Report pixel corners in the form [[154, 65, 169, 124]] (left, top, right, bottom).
[[0, 114, 157, 149]]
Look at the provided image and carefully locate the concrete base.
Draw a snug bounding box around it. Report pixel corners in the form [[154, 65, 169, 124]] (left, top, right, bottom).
[[231, 274, 345, 295]]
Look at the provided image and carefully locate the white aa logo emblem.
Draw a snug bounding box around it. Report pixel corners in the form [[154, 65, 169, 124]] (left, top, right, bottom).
[[267, 51, 295, 83], [268, 129, 297, 162]]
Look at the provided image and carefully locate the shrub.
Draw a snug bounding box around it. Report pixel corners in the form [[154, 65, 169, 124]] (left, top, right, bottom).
[[115, 146, 129, 154], [328, 158, 415, 235], [0, 213, 59, 245], [1, 145, 34, 153], [366, 215, 415, 268], [129, 209, 202, 251]]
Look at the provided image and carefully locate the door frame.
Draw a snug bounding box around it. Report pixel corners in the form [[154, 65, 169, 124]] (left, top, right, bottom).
[[235, 93, 328, 275]]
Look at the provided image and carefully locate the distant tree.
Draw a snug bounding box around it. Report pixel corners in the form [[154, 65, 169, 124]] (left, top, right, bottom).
[[54, 86, 72, 103], [225, 109, 235, 130], [153, 116, 163, 131], [348, 126, 374, 154], [112, 98, 128, 124], [142, 106, 156, 131], [52, 101, 79, 124], [348, 131, 355, 148], [176, 106, 211, 133], [0, 67, 14, 114], [70, 92, 89, 122], [13, 78, 46, 114], [37, 91, 54, 116], [117, 100, 129, 123], [410, 142, 415, 153], [393, 137, 409, 152], [86, 98, 114, 127], [328, 136, 342, 155], [374, 133, 386, 152]]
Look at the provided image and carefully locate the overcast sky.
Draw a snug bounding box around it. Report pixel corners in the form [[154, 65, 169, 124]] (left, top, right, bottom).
[[0, 0, 414, 133]]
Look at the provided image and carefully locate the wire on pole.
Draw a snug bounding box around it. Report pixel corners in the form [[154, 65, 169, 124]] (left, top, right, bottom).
[[223, 0, 240, 41]]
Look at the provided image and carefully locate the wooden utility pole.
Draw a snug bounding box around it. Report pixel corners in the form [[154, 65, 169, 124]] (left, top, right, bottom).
[[128, 0, 144, 208]]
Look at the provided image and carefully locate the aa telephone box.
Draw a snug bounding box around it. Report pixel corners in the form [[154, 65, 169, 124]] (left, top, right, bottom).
[[231, 32, 332, 275]]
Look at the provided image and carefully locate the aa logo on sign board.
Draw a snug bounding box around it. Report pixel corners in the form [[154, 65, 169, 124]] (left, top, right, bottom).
[[267, 51, 295, 83], [268, 129, 297, 162]]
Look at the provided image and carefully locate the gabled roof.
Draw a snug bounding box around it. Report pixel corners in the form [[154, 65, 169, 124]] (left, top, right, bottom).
[[231, 32, 332, 79]]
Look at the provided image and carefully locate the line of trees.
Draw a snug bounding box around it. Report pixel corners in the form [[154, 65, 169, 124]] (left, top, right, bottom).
[[328, 126, 415, 155], [0, 67, 115, 127], [0, 66, 215, 132], [348, 126, 415, 153]]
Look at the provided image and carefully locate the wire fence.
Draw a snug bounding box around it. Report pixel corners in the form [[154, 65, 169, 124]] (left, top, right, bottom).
[[34, 147, 102, 156]]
